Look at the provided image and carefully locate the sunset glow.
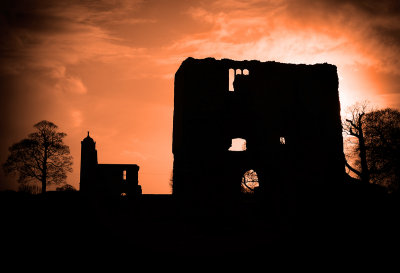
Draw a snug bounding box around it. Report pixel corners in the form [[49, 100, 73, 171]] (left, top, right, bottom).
[[1, 0, 399, 193]]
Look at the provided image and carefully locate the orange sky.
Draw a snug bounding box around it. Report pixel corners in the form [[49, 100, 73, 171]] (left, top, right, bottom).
[[1, 0, 400, 193]]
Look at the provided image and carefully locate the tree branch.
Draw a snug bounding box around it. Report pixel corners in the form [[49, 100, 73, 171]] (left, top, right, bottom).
[[345, 159, 361, 177]]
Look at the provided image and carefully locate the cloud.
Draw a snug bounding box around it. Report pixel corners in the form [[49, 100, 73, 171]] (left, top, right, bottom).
[[170, 0, 400, 75], [283, 0, 400, 73], [0, 0, 148, 76], [164, 0, 400, 111], [71, 110, 83, 127], [171, 5, 352, 64], [51, 66, 87, 94]]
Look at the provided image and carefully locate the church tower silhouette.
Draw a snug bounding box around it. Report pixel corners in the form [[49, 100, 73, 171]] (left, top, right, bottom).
[[80, 132, 98, 193], [79, 132, 141, 197]]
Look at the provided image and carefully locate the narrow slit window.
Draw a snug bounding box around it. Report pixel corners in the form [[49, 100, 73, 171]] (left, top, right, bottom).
[[229, 68, 235, 92], [228, 138, 247, 151], [123, 170, 127, 180], [280, 137, 286, 145]]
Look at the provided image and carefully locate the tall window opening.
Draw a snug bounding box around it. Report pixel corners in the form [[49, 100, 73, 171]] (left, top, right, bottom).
[[123, 170, 127, 180], [241, 170, 259, 194], [229, 68, 235, 91], [280, 137, 286, 145], [228, 138, 247, 151]]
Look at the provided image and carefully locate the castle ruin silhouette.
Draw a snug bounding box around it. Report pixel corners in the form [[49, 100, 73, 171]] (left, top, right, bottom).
[[172, 57, 344, 208], [80, 132, 141, 197]]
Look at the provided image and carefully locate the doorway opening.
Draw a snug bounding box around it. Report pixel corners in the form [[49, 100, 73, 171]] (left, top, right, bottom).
[[241, 169, 259, 194]]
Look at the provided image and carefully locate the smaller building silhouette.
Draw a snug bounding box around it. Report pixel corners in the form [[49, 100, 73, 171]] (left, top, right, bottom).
[[80, 132, 141, 197]]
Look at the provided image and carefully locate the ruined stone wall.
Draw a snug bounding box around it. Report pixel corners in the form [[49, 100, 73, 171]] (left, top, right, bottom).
[[97, 164, 140, 197], [173, 57, 344, 203]]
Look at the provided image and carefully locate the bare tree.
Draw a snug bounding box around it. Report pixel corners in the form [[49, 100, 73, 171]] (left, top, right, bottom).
[[3, 120, 73, 193], [342, 101, 370, 184]]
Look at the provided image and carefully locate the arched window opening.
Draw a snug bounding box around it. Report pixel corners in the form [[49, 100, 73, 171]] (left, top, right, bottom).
[[243, 69, 249, 75], [236, 69, 242, 75], [241, 170, 259, 194], [228, 138, 246, 151], [121, 192, 127, 197], [280, 137, 286, 145], [229, 68, 235, 91]]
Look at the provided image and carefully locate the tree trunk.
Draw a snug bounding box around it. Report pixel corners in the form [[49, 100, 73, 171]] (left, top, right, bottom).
[[41, 174, 46, 194], [42, 145, 48, 194], [358, 129, 370, 184]]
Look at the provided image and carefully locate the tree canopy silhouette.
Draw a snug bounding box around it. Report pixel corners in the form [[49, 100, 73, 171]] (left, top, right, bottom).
[[3, 120, 73, 193], [343, 103, 400, 192], [364, 108, 400, 191]]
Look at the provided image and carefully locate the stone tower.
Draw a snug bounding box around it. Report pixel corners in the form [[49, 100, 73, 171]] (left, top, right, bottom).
[[79, 132, 98, 193], [172, 57, 344, 206]]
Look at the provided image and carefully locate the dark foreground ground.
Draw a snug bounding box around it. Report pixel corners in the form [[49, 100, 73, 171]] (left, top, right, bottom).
[[1, 183, 400, 265]]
